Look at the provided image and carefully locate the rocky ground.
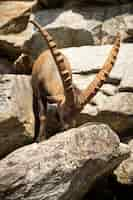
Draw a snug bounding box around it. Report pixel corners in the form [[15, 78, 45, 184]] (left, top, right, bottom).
[[0, 0, 133, 200]]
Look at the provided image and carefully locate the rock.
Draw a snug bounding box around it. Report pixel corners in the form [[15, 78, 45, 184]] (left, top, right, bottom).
[[102, 3, 133, 44], [0, 57, 15, 74], [63, 43, 132, 81], [23, 3, 133, 57], [38, 0, 132, 8], [63, 44, 133, 133], [39, 0, 63, 7], [114, 140, 133, 185], [0, 75, 34, 158], [123, 15, 133, 36], [0, 1, 36, 58], [119, 60, 133, 92], [97, 93, 133, 132], [24, 7, 103, 57], [0, 123, 129, 200], [0, 1, 33, 34]]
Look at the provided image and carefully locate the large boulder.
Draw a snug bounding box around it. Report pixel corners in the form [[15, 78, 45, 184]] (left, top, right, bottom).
[[114, 139, 133, 185], [0, 75, 34, 158], [23, 3, 133, 57], [0, 1, 36, 58], [38, 0, 132, 8], [0, 123, 129, 200], [0, 57, 15, 74]]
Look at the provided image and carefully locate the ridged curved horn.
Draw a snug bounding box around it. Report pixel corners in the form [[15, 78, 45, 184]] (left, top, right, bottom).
[[29, 19, 74, 104], [78, 32, 120, 107]]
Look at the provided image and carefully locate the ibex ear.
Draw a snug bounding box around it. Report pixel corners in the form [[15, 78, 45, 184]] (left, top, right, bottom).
[[77, 32, 121, 107]]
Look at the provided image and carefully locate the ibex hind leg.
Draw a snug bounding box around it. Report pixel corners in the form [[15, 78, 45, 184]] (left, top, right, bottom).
[[33, 93, 47, 143], [38, 95, 47, 142], [33, 93, 40, 142]]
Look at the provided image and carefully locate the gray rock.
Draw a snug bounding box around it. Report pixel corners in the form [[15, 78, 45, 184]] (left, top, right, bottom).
[[39, 0, 63, 7], [24, 7, 103, 57], [114, 141, 133, 185], [102, 3, 133, 44], [0, 57, 14, 74], [0, 1, 36, 58], [23, 3, 133, 57], [0, 1, 33, 34], [63, 44, 133, 81], [64, 44, 133, 133], [100, 93, 133, 115], [0, 75, 34, 158], [38, 0, 132, 8], [0, 123, 129, 200], [97, 93, 133, 132], [119, 60, 133, 92]]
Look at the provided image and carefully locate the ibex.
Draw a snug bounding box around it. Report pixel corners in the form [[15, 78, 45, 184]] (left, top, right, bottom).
[[29, 19, 120, 142]]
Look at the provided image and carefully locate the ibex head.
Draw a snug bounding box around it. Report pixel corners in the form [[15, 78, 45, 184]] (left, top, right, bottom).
[[29, 19, 120, 132]]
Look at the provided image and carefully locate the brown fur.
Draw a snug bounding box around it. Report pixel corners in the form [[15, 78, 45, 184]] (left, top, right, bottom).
[[30, 19, 120, 142]]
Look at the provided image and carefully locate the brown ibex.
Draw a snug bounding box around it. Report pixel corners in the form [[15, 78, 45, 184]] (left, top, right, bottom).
[[29, 19, 120, 142]]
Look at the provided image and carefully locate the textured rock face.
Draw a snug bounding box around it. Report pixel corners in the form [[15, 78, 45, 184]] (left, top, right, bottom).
[[0, 75, 34, 158], [0, 123, 129, 200], [114, 139, 133, 185], [0, 1, 36, 58], [48, 44, 133, 133], [38, 0, 132, 8], [0, 57, 14, 74], [0, 1, 32, 34], [23, 3, 133, 57]]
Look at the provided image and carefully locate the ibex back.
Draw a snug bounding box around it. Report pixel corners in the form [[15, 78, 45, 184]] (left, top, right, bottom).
[[29, 19, 121, 142]]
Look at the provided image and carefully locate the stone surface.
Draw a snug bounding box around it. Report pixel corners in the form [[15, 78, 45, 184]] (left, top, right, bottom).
[[0, 57, 15, 74], [63, 43, 132, 81], [114, 140, 133, 185], [0, 75, 34, 158], [0, 1, 36, 58], [0, 123, 129, 200], [124, 15, 133, 36], [65, 44, 133, 133], [39, 0, 132, 8], [0, 1, 35, 34], [23, 3, 133, 57], [24, 7, 103, 57]]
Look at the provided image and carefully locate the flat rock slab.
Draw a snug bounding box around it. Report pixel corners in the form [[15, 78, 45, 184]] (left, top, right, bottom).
[[38, 0, 132, 8], [0, 123, 129, 200], [0, 75, 34, 158], [62, 43, 133, 82], [24, 3, 133, 57], [0, 1, 36, 34], [114, 139, 133, 185], [0, 1, 36, 58], [0, 57, 14, 74]]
